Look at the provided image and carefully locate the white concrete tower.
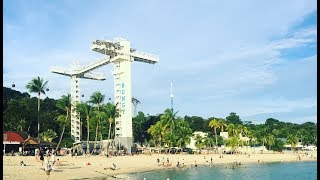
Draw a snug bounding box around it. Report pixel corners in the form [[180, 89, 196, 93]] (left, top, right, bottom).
[[91, 37, 159, 152], [113, 39, 133, 151]]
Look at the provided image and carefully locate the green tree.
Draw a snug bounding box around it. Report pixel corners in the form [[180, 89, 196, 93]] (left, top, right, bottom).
[[104, 102, 120, 154], [227, 123, 237, 137], [194, 134, 203, 153], [184, 116, 207, 132], [26, 76, 48, 142], [226, 112, 242, 125], [203, 137, 214, 148], [160, 108, 178, 151], [55, 94, 71, 149], [76, 102, 95, 153], [89, 91, 105, 152], [209, 118, 220, 147], [272, 139, 284, 152], [266, 134, 275, 150], [94, 108, 108, 153], [40, 129, 57, 142], [286, 134, 299, 150], [218, 119, 227, 132], [175, 119, 192, 149], [147, 121, 165, 153], [227, 135, 240, 153]]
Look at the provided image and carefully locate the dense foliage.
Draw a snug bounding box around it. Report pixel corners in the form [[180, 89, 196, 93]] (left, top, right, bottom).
[[3, 86, 317, 151]]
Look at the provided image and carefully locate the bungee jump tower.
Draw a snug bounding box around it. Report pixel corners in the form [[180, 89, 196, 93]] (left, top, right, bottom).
[[91, 37, 159, 152], [52, 37, 159, 152]]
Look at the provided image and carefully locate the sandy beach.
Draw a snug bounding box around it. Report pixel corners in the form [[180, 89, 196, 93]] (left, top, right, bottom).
[[3, 151, 317, 180]]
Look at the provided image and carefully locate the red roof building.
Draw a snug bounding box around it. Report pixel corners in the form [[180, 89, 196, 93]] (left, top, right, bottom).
[[3, 131, 38, 145]]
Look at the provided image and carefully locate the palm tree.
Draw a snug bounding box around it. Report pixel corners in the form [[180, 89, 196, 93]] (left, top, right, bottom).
[[260, 135, 268, 147], [94, 108, 108, 154], [89, 91, 105, 152], [218, 119, 227, 132], [76, 102, 95, 154], [105, 102, 120, 155], [236, 124, 245, 147], [175, 119, 192, 149], [203, 137, 214, 149], [227, 123, 236, 137], [39, 129, 57, 142], [161, 109, 178, 135], [26, 76, 48, 142], [266, 134, 275, 150], [227, 136, 240, 153], [286, 134, 299, 150], [209, 118, 220, 147], [56, 94, 71, 149], [160, 109, 178, 152], [131, 97, 140, 117], [246, 129, 255, 146], [147, 120, 166, 153], [194, 134, 203, 153]]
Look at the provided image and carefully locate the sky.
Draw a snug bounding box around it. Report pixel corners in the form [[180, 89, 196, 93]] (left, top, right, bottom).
[[3, 0, 317, 124]]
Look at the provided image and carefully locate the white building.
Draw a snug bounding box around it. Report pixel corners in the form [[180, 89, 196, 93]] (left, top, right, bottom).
[[220, 132, 228, 140], [187, 131, 208, 150]]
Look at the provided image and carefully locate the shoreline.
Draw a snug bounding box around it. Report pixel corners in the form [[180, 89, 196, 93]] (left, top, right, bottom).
[[3, 151, 317, 179]]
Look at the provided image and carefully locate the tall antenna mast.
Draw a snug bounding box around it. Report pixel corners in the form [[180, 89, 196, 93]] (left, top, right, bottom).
[[170, 81, 173, 112]]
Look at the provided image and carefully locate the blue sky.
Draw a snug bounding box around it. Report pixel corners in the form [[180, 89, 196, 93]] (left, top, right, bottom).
[[3, 0, 317, 124]]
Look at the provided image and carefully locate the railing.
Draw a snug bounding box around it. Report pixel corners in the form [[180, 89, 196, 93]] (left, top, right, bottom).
[[132, 50, 159, 60], [74, 56, 110, 74]]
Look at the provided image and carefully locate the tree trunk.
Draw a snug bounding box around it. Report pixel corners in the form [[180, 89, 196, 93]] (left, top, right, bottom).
[[86, 117, 90, 154], [37, 92, 41, 143], [99, 126, 103, 155], [214, 127, 218, 147], [93, 123, 98, 154], [56, 125, 65, 149], [56, 110, 68, 150], [110, 125, 115, 155], [107, 122, 112, 155]]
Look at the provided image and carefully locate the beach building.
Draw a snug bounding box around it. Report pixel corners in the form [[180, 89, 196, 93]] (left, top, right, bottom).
[[278, 138, 305, 150], [3, 131, 38, 155], [187, 131, 208, 150], [220, 132, 228, 140]]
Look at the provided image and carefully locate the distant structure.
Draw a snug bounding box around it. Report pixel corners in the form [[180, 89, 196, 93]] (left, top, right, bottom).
[[170, 82, 174, 112], [91, 37, 159, 152], [51, 60, 106, 143]]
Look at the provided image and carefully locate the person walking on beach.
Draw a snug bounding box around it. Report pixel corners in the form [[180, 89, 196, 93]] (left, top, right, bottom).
[[176, 161, 180, 168]]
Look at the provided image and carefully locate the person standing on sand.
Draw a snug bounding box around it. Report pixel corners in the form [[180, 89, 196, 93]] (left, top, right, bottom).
[[40, 151, 45, 166], [35, 148, 39, 160], [44, 155, 53, 180]]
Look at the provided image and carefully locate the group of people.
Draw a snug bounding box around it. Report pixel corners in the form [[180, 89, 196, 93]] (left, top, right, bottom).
[[157, 157, 172, 167], [156, 157, 208, 168], [34, 147, 61, 180]]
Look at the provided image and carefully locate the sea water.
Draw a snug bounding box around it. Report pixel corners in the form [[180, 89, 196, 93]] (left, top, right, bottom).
[[124, 161, 316, 180]]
